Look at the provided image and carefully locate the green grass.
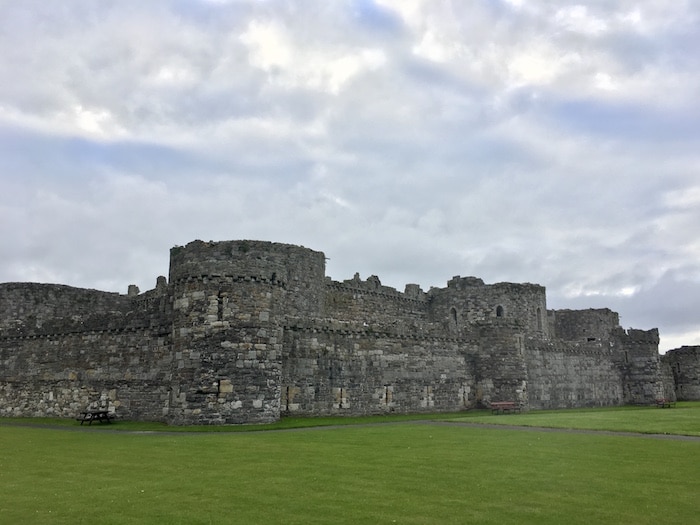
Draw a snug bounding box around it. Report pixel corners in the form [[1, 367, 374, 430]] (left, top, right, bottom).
[[454, 402, 700, 436], [6, 402, 699, 436], [0, 410, 471, 433], [1, 406, 699, 524]]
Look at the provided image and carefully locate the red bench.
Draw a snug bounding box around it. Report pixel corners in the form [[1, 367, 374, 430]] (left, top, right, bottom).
[[490, 401, 520, 414], [655, 398, 676, 408]]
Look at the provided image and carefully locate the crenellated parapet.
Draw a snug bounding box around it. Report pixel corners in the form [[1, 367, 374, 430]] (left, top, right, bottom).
[[169, 239, 325, 318]]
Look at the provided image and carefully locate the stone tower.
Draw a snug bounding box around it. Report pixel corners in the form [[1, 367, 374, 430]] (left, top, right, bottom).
[[166, 240, 325, 424]]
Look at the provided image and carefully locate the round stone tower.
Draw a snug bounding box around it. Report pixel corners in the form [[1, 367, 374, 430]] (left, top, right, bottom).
[[166, 240, 326, 425], [169, 239, 326, 319]]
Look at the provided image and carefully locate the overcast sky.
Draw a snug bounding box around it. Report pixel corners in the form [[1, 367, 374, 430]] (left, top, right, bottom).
[[1, 0, 699, 352]]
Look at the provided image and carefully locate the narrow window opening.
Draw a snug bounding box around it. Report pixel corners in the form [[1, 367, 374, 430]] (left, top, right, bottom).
[[496, 305, 504, 317], [450, 307, 458, 326], [536, 307, 542, 331], [422, 385, 434, 408], [217, 291, 224, 321]]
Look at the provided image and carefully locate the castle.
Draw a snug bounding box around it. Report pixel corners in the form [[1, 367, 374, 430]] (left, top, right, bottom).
[[0, 239, 697, 425]]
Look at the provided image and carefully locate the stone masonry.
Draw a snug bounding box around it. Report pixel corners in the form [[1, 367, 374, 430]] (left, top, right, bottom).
[[0, 239, 694, 425]]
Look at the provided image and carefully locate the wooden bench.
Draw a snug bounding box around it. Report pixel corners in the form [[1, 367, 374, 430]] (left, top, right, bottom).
[[490, 401, 520, 414], [655, 398, 676, 408], [77, 409, 115, 425]]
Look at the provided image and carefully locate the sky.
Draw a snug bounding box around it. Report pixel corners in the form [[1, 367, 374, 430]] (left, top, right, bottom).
[[1, 0, 699, 352]]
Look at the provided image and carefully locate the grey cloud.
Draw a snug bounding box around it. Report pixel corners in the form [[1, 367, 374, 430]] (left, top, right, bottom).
[[2, 1, 700, 353]]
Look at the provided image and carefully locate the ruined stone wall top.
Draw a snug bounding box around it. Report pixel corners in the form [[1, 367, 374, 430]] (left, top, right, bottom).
[[428, 278, 547, 336], [665, 345, 700, 358], [323, 276, 430, 333], [551, 308, 620, 342], [321, 272, 548, 339], [0, 282, 132, 334]]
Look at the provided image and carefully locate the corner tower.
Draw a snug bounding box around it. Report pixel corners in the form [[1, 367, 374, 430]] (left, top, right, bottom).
[[166, 240, 325, 424]]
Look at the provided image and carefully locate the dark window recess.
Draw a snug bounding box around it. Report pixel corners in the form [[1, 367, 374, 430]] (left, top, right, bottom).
[[217, 291, 224, 321]]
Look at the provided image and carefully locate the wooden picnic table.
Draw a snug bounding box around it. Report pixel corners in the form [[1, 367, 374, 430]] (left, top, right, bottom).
[[77, 409, 114, 425]]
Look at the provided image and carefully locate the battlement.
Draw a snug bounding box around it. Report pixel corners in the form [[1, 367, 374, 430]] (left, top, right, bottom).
[[169, 239, 325, 285], [446, 276, 485, 289], [623, 328, 660, 345]]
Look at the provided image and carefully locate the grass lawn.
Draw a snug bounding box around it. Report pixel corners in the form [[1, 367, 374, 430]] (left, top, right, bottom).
[[1, 406, 699, 524], [455, 401, 700, 436]]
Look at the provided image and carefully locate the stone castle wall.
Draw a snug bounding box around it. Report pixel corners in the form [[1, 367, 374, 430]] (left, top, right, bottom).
[[616, 328, 665, 404], [0, 239, 694, 424], [549, 308, 620, 342], [662, 346, 700, 400], [280, 321, 472, 416], [524, 341, 624, 410], [0, 288, 172, 419], [0, 283, 133, 333]]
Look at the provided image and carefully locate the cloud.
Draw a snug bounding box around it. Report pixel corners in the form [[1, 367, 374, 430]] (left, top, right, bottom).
[[1, 1, 700, 353]]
